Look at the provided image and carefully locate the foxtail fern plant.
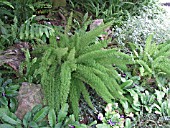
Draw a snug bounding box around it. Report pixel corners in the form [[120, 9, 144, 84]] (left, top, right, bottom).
[[33, 19, 132, 119], [131, 35, 170, 81]]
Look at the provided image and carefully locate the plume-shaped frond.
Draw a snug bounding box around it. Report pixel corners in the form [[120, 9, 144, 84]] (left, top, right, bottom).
[[69, 78, 81, 120], [143, 34, 153, 61], [78, 40, 108, 55], [78, 80, 94, 109], [65, 12, 73, 35], [77, 49, 117, 63], [67, 48, 75, 61], [155, 43, 170, 58], [60, 61, 72, 106], [77, 21, 113, 51], [153, 56, 170, 76], [79, 60, 123, 94], [74, 64, 114, 103]]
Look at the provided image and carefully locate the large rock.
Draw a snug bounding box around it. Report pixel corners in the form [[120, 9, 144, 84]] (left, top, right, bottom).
[[15, 82, 44, 119]]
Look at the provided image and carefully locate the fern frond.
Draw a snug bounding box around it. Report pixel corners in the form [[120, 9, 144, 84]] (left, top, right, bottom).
[[69, 78, 81, 120], [67, 48, 75, 61], [60, 61, 72, 106], [77, 49, 117, 63], [153, 56, 170, 76], [155, 43, 170, 58], [78, 80, 94, 109], [143, 34, 153, 61], [78, 40, 108, 55], [65, 12, 73, 35], [19, 16, 55, 40], [74, 64, 114, 103], [77, 21, 113, 51], [135, 60, 152, 74]]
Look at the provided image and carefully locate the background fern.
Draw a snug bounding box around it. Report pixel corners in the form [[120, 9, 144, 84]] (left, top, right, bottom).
[[131, 35, 170, 84]]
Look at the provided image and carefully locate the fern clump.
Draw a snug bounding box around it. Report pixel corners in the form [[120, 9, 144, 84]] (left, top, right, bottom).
[[33, 20, 132, 119], [132, 35, 170, 80]]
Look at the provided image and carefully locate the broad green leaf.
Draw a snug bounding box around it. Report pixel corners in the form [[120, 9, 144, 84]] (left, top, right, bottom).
[[120, 100, 129, 113], [33, 106, 49, 122], [0, 124, 15, 128], [23, 112, 32, 127], [30, 25, 34, 39], [33, 24, 38, 38], [96, 124, 110, 128], [29, 121, 39, 128], [19, 24, 25, 39], [25, 21, 30, 39], [127, 89, 140, 107], [125, 118, 132, 128], [139, 66, 144, 76], [120, 80, 133, 89], [44, 27, 49, 38], [39, 25, 44, 37], [5, 90, 18, 97], [9, 98, 17, 112], [1, 1, 14, 9], [155, 90, 165, 104], [8, 85, 20, 91], [48, 108, 56, 127], [0, 108, 8, 117], [55, 123, 62, 128], [2, 79, 12, 87], [1, 113, 21, 125], [31, 104, 43, 114], [0, 97, 8, 106]]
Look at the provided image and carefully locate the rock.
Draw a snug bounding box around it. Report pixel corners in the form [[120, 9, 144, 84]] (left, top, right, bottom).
[[90, 19, 104, 30], [15, 82, 43, 119]]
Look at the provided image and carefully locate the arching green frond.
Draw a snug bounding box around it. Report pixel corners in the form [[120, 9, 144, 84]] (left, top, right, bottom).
[[78, 40, 108, 55], [77, 49, 117, 63], [135, 60, 152, 74], [67, 48, 76, 61], [153, 56, 170, 76], [75, 64, 114, 103], [60, 61, 72, 106], [155, 43, 170, 58], [65, 12, 73, 35], [19, 18, 55, 40], [69, 78, 81, 120], [78, 81, 94, 109], [77, 21, 113, 51], [49, 35, 58, 48], [58, 34, 70, 48], [143, 34, 153, 61]]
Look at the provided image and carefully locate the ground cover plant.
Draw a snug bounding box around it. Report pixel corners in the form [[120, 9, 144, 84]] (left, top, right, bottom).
[[0, 0, 170, 127]]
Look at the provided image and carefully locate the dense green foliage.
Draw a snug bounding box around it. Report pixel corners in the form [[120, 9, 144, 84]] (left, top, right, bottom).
[[0, 77, 19, 112], [0, 103, 93, 128], [32, 20, 132, 118], [0, 0, 170, 127], [130, 35, 170, 77]]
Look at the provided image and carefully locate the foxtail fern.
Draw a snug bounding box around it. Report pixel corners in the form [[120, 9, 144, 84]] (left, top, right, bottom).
[[133, 35, 170, 78], [33, 20, 132, 119]]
